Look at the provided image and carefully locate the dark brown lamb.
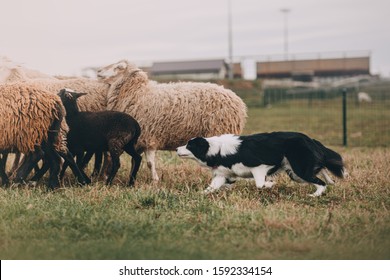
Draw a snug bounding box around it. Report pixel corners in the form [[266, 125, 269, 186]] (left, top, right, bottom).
[[58, 89, 142, 186]]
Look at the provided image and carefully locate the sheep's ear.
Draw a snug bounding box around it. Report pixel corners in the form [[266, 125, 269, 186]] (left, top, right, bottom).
[[58, 89, 66, 96], [74, 92, 88, 99], [63, 90, 73, 99], [116, 61, 127, 70]]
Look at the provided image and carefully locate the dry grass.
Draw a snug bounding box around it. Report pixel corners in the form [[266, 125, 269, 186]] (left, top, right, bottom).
[[1, 96, 389, 259], [0, 147, 389, 260]]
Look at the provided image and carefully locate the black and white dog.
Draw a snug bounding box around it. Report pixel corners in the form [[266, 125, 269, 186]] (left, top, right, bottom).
[[176, 132, 345, 197]]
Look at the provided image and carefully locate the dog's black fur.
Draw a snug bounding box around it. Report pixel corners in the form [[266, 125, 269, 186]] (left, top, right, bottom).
[[179, 132, 344, 195]]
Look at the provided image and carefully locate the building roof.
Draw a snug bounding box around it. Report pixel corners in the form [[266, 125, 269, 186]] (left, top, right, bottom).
[[256, 56, 370, 78], [151, 59, 227, 75]]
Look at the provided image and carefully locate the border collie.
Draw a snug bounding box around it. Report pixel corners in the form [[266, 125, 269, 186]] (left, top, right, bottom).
[[176, 132, 345, 197]]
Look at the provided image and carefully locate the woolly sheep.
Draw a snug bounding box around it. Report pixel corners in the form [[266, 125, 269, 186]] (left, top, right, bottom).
[[0, 56, 55, 83], [28, 77, 111, 177], [13, 78, 110, 178], [58, 89, 142, 186], [0, 57, 109, 111], [1, 58, 109, 177], [0, 56, 58, 175], [0, 83, 67, 189], [358, 92, 372, 103], [97, 60, 247, 181]]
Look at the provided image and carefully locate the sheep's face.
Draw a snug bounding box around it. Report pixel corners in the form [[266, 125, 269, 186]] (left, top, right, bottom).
[[97, 60, 129, 80], [58, 89, 87, 113]]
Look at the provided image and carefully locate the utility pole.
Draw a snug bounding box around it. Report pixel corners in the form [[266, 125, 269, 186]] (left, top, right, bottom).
[[280, 8, 290, 60], [228, 0, 233, 79]]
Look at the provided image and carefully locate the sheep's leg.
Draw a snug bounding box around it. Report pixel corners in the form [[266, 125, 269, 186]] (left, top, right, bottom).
[[7, 152, 21, 177], [76, 153, 84, 169], [14, 151, 42, 184], [0, 154, 9, 186], [59, 160, 68, 180], [99, 152, 111, 180], [81, 151, 94, 171], [33, 161, 41, 175], [30, 158, 49, 183], [145, 149, 159, 181], [75, 153, 91, 181], [106, 149, 120, 185], [79, 151, 102, 178], [59, 150, 90, 185], [124, 144, 142, 186], [45, 148, 61, 190], [92, 152, 103, 177]]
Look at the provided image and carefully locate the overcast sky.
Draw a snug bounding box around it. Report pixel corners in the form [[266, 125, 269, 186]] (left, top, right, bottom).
[[1, 0, 389, 77]]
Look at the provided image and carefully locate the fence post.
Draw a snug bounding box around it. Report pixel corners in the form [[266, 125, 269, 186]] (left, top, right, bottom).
[[342, 88, 347, 146]]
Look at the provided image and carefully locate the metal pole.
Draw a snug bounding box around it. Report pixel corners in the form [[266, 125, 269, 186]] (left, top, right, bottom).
[[228, 0, 233, 79], [280, 8, 290, 60], [342, 88, 347, 146]]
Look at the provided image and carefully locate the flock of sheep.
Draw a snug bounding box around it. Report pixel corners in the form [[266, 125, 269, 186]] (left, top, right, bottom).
[[0, 57, 247, 189]]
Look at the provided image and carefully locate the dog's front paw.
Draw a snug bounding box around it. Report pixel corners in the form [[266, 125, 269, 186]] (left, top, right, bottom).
[[264, 181, 274, 189], [204, 186, 218, 194]]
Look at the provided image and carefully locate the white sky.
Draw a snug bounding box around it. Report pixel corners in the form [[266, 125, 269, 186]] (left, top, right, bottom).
[[1, 0, 389, 77]]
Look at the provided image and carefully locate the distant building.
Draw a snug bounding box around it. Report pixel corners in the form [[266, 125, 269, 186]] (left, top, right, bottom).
[[232, 62, 242, 79], [257, 56, 370, 81], [151, 59, 228, 80]]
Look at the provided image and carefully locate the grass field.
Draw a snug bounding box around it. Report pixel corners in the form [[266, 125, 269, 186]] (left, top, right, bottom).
[[244, 98, 390, 147], [0, 104, 389, 260]]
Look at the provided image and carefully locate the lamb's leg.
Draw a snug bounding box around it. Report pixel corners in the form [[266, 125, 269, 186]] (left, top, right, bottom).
[[81, 151, 94, 170], [60, 150, 90, 185], [92, 152, 103, 177], [99, 152, 111, 180], [106, 142, 122, 185], [145, 149, 159, 181], [124, 144, 142, 186]]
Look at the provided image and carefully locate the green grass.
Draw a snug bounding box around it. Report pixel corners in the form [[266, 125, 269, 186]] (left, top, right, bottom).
[[0, 97, 389, 260], [1, 146, 389, 260], [244, 99, 390, 147]]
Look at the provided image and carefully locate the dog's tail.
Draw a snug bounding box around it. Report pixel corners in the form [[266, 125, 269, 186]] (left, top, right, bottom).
[[313, 139, 345, 178]]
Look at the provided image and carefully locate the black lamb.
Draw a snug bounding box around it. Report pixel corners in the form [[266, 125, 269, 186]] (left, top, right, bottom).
[[58, 89, 142, 186]]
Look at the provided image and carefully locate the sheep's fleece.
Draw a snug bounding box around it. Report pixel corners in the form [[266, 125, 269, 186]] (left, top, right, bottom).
[[104, 62, 248, 152], [0, 83, 67, 154]]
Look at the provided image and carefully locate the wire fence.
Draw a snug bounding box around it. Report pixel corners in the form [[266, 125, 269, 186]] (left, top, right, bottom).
[[235, 79, 390, 147]]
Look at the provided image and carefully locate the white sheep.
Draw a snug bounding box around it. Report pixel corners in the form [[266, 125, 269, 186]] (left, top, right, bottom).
[[0, 57, 108, 111], [357, 92, 372, 103], [0, 56, 55, 83], [97, 60, 247, 181]]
